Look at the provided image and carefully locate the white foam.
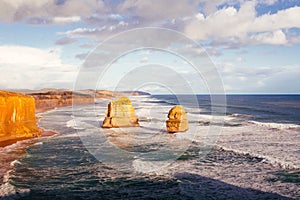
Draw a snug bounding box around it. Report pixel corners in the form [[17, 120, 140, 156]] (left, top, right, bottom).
[[0, 182, 30, 199], [0, 167, 30, 199], [32, 142, 43, 146], [187, 113, 235, 123], [248, 121, 300, 130], [216, 145, 299, 170], [66, 119, 86, 130], [132, 159, 173, 174], [10, 160, 21, 167], [1, 142, 21, 151], [66, 119, 76, 128], [2, 170, 12, 183], [231, 113, 255, 119]]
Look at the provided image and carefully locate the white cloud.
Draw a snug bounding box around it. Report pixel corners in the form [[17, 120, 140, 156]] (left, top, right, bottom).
[[0, 46, 77, 89], [0, 0, 103, 23], [63, 28, 98, 35], [194, 0, 277, 16], [55, 37, 77, 45], [31, 0, 296, 47], [252, 6, 300, 32], [61, 27, 105, 40], [118, 0, 198, 21], [1, 0, 299, 48], [53, 16, 81, 23], [57, 0, 199, 40], [251, 30, 287, 45], [185, 2, 300, 45]]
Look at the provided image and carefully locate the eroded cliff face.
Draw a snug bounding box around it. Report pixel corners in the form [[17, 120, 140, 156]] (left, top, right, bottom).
[[0, 91, 41, 142]]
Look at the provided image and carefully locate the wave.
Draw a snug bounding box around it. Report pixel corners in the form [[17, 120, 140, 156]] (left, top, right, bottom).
[[248, 121, 300, 130], [229, 113, 256, 119], [66, 119, 86, 130], [0, 153, 30, 199], [0, 139, 37, 198], [32, 141, 43, 146], [0, 182, 30, 199], [132, 159, 173, 174], [187, 113, 236, 124], [10, 160, 21, 167], [216, 145, 299, 170]]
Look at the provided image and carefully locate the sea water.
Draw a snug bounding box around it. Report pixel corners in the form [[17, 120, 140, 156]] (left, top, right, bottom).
[[0, 95, 299, 199]]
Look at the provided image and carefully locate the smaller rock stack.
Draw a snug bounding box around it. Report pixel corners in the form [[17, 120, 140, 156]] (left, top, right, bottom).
[[166, 106, 188, 133], [102, 97, 140, 128]]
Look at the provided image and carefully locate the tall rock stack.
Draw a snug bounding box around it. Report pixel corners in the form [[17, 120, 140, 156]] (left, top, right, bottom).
[[0, 90, 41, 142], [102, 97, 140, 128], [166, 105, 189, 133]]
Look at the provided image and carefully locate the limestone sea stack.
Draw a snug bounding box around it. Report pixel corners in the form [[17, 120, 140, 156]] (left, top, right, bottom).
[[102, 97, 139, 128], [166, 105, 189, 133], [0, 90, 41, 143]]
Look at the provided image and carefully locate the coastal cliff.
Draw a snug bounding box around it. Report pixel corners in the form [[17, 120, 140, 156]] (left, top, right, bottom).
[[28, 90, 93, 112], [25, 89, 149, 112], [0, 89, 149, 146], [0, 91, 41, 144]]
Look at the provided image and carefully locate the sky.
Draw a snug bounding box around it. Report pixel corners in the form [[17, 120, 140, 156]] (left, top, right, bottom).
[[0, 0, 299, 94]]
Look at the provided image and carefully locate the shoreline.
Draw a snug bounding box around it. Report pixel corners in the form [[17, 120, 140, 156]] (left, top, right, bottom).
[[0, 108, 60, 188], [0, 131, 59, 148], [0, 137, 36, 148]]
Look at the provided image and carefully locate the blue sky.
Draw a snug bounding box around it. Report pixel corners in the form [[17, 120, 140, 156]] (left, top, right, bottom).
[[0, 0, 299, 94]]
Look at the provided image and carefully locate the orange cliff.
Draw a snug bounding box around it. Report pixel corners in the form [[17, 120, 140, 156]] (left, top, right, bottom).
[[29, 90, 93, 112], [0, 90, 41, 145], [26, 89, 150, 113]]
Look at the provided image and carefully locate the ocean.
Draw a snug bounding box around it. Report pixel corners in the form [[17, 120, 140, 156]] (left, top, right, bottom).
[[0, 95, 299, 199]]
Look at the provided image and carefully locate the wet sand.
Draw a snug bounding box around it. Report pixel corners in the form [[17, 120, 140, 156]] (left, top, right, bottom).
[[0, 130, 58, 148], [0, 137, 35, 148]]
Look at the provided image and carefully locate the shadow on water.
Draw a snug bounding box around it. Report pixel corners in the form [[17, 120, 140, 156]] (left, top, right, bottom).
[[8, 172, 294, 200]]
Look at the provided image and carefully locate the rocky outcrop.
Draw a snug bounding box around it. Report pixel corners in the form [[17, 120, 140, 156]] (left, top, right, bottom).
[[0, 91, 41, 143], [166, 106, 188, 133], [102, 97, 140, 128]]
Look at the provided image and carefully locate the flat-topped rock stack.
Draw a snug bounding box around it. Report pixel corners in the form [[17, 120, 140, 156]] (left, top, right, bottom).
[[102, 97, 140, 128], [166, 105, 189, 133]]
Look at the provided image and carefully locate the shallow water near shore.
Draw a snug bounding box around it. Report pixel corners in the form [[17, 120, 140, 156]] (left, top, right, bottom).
[[1, 95, 300, 199]]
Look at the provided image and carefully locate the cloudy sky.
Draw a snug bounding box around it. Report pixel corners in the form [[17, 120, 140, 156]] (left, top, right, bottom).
[[0, 0, 299, 94]]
